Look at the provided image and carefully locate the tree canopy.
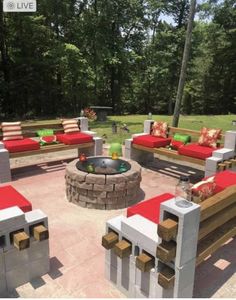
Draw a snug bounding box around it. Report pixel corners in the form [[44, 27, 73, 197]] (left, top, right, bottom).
[[0, 0, 235, 119]]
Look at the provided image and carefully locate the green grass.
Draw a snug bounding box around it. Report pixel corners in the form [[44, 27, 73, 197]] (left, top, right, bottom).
[[89, 114, 236, 144], [22, 114, 236, 145]]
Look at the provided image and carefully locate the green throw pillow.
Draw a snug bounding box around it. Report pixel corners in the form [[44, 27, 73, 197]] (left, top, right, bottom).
[[173, 133, 191, 144], [36, 129, 54, 137]]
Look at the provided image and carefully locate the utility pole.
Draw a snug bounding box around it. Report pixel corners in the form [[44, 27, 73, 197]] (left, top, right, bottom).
[[172, 0, 197, 127]]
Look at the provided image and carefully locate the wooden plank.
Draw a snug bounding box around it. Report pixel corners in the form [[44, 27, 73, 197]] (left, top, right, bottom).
[[196, 217, 236, 266], [9, 142, 94, 158], [114, 239, 132, 258], [102, 231, 119, 250], [200, 185, 236, 222], [158, 266, 175, 289], [157, 219, 178, 242], [156, 240, 176, 263], [13, 231, 30, 250], [33, 225, 49, 241], [136, 252, 155, 272], [199, 202, 236, 240]]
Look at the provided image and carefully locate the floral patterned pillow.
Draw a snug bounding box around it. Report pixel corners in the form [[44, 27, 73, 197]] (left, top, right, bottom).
[[198, 127, 221, 148], [151, 122, 168, 138], [191, 176, 216, 202]]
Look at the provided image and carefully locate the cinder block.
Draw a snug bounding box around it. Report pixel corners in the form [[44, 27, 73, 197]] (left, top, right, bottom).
[[159, 198, 200, 267], [3, 225, 30, 252], [173, 259, 196, 298], [204, 170, 217, 177], [29, 256, 50, 279], [106, 215, 126, 237], [121, 215, 158, 256], [144, 120, 154, 134], [0, 147, 11, 183], [0, 207, 26, 232], [125, 138, 133, 150], [93, 137, 103, 156], [25, 209, 48, 229], [4, 248, 29, 272], [205, 156, 222, 172], [125, 148, 131, 159], [5, 264, 30, 291], [76, 117, 88, 131], [224, 131, 236, 150], [105, 248, 119, 268], [82, 130, 97, 137], [212, 148, 235, 160], [27, 239, 49, 261]]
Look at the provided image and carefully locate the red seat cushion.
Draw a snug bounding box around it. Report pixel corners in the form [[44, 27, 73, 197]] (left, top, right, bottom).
[[127, 193, 174, 224], [178, 143, 217, 160], [133, 134, 171, 148], [204, 170, 236, 193], [3, 138, 40, 153], [56, 133, 93, 145], [0, 185, 32, 212]]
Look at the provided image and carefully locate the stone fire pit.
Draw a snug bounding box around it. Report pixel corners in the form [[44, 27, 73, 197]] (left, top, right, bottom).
[[65, 156, 142, 209]]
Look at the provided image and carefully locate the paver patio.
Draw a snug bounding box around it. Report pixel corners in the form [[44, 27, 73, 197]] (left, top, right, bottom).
[[1, 148, 236, 298]]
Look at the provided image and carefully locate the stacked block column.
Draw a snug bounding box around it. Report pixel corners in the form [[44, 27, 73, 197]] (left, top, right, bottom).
[[0, 206, 49, 296], [0, 142, 11, 183]]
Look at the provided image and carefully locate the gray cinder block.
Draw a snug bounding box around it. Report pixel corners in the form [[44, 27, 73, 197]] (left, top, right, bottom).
[[0, 207, 26, 232], [5, 264, 30, 291], [76, 117, 89, 132], [25, 209, 48, 229], [27, 240, 49, 262], [224, 131, 236, 150], [125, 138, 133, 150], [0, 274, 7, 296], [4, 248, 29, 272], [205, 170, 218, 177], [29, 256, 50, 279]]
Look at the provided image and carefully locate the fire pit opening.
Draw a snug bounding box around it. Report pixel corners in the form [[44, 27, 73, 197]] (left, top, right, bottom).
[[76, 157, 131, 175]]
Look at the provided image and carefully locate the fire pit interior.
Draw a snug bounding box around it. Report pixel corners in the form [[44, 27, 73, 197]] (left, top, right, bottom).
[[76, 157, 131, 175], [65, 156, 142, 210]]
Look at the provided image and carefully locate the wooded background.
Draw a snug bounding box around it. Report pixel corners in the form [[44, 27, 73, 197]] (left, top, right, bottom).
[[0, 0, 235, 119]]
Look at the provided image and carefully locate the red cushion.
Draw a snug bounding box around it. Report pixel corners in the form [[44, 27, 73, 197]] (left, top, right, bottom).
[[127, 193, 174, 224], [170, 139, 184, 150], [178, 143, 217, 160], [204, 170, 236, 192], [133, 134, 171, 148], [3, 138, 40, 153], [0, 185, 32, 212], [56, 133, 93, 145]]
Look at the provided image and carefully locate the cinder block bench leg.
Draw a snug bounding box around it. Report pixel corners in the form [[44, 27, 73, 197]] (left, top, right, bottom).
[[124, 138, 154, 163], [0, 143, 11, 183]]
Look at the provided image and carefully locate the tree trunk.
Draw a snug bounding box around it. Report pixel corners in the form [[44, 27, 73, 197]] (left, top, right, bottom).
[[172, 0, 196, 127]]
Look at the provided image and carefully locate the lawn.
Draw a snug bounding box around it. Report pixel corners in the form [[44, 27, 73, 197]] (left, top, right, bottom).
[[90, 114, 236, 144]]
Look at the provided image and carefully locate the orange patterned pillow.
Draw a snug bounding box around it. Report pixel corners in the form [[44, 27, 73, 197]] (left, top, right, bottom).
[[191, 176, 216, 201], [151, 122, 168, 138], [198, 127, 221, 148]]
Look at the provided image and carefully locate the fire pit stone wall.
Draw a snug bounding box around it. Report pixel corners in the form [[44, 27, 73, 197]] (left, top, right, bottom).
[[65, 158, 142, 209]]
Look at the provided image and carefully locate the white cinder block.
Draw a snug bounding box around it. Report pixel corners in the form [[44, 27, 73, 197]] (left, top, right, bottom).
[[27, 240, 49, 262], [5, 264, 30, 290], [135, 267, 152, 296], [0, 148, 11, 183], [174, 259, 196, 297], [105, 248, 119, 268], [224, 131, 236, 150], [204, 170, 217, 177], [25, 209, 48, 228], [144, 120, 154, 134], [4, 248, 29, 272], [76, 117, 88, 131], [0, 207, 26, 232], [121, 215, 158, 256], [125, 148, 131, 160], [205, 156, 222, 172], [105, 261, 119, 285], [125, 138, 133, 150], [0, 253, 5, 275], [160, 198, 200, 267], [29, 256, 50, 279], [93, 137, 103, 156], [106, 215, 126, 236], [212, 148, 235, 160]]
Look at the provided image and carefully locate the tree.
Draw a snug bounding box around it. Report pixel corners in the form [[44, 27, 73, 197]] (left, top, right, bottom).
[[172, 0, 197, 127]]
